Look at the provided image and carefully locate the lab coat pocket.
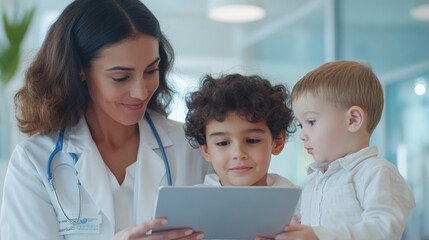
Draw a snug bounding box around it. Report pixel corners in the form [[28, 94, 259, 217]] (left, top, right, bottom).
[[57, 203, 102, 236]]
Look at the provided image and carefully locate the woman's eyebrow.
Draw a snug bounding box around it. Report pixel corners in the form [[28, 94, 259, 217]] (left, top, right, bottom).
[[105, 57, 160, 71], [147, 57, 160, 68], [106, 66, 134, 71]]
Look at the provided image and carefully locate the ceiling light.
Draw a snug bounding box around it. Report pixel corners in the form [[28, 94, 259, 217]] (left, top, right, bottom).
[[414, 77, 427, 96], [411, 2, 429, 21], [208, 0, 266, 23]]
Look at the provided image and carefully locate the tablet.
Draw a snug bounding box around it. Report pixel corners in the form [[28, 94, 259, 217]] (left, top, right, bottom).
[[152, 186, 301, 239]]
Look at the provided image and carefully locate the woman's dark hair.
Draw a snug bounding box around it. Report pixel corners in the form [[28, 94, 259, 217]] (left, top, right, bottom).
[[184, 74, 295, 148], [15, 0, 174, 135]]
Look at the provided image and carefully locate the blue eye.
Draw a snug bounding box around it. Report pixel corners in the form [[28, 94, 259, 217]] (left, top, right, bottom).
[[308, 120, 315, 125], [297, 123, 303, 129]]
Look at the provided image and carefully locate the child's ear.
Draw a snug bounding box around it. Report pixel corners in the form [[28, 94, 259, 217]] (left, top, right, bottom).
[[347, 106, 365, 133], [199, 144, 212, 163], [272, 131, 286, 155]]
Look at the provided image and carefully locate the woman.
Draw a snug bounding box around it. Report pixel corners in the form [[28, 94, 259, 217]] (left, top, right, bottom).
[[0, 0, 210, 239]]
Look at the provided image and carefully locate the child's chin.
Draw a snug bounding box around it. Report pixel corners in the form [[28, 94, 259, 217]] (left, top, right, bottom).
[[314, 158, 334, 164], [230, 180, 258, 186]]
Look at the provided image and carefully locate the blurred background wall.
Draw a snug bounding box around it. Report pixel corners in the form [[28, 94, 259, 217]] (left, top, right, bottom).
[[1, 0, 428, 239]]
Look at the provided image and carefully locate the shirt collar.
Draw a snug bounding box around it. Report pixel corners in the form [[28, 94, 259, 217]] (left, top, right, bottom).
[[307, 146, 378, 174], [204, 173, 222, 186], [138, 110, 173, 150], [63, 116, 93, 154]]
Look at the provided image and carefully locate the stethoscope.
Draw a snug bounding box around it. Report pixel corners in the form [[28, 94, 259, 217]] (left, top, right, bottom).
[[47, 111, 172, 224]]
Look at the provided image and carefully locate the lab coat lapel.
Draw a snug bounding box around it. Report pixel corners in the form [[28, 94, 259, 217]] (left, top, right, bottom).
[[140, 111, 173, 149], [64, 117, 115, 229], [134, 114, 172, 223], [134, 145, 165, 222], [76, 148, 115, 228]]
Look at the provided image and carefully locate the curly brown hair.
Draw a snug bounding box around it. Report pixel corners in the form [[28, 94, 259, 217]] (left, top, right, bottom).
[[14, 0, 174, 136], [184, 74, 295, 148]]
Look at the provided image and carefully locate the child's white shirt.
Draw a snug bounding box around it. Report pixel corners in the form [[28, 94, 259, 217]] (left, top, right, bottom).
[[301, 146, 415, 240], [203, 173, 299, 188]]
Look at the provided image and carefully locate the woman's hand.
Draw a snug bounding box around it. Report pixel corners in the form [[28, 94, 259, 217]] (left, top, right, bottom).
[[112, 218, 204, 240]]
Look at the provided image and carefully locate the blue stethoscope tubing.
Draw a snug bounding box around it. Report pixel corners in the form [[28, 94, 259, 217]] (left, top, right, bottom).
[[144, 111, 172, 186], [47, 111, 172, 224], [47, 129, 82, 224]]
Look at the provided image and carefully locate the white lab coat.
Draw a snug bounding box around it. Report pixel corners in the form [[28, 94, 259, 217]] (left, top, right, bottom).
[[0, 110, 212, 239]]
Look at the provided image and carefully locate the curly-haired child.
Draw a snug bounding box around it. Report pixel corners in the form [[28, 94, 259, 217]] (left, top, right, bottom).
[[184, 73, 298, 188]]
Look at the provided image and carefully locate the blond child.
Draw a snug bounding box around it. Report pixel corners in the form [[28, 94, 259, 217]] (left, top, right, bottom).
[[265, 61, 415, 240]]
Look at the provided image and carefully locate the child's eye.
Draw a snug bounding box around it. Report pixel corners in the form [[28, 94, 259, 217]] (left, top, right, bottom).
[[308, 120, 316, 125], [247, 139, 261, 144], [297, 123, 303, 129], [215, 141, 229, 146]]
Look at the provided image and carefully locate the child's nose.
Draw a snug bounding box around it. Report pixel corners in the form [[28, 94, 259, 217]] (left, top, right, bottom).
[[299, 130, 308, 141], [232, 144, 248, 160]]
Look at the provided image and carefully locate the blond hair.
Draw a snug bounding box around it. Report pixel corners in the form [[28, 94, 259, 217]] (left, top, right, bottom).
[[291, 61, 383, 133]]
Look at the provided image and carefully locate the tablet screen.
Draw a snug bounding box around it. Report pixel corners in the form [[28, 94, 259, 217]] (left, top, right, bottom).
[[152, 186, 301, 239]]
